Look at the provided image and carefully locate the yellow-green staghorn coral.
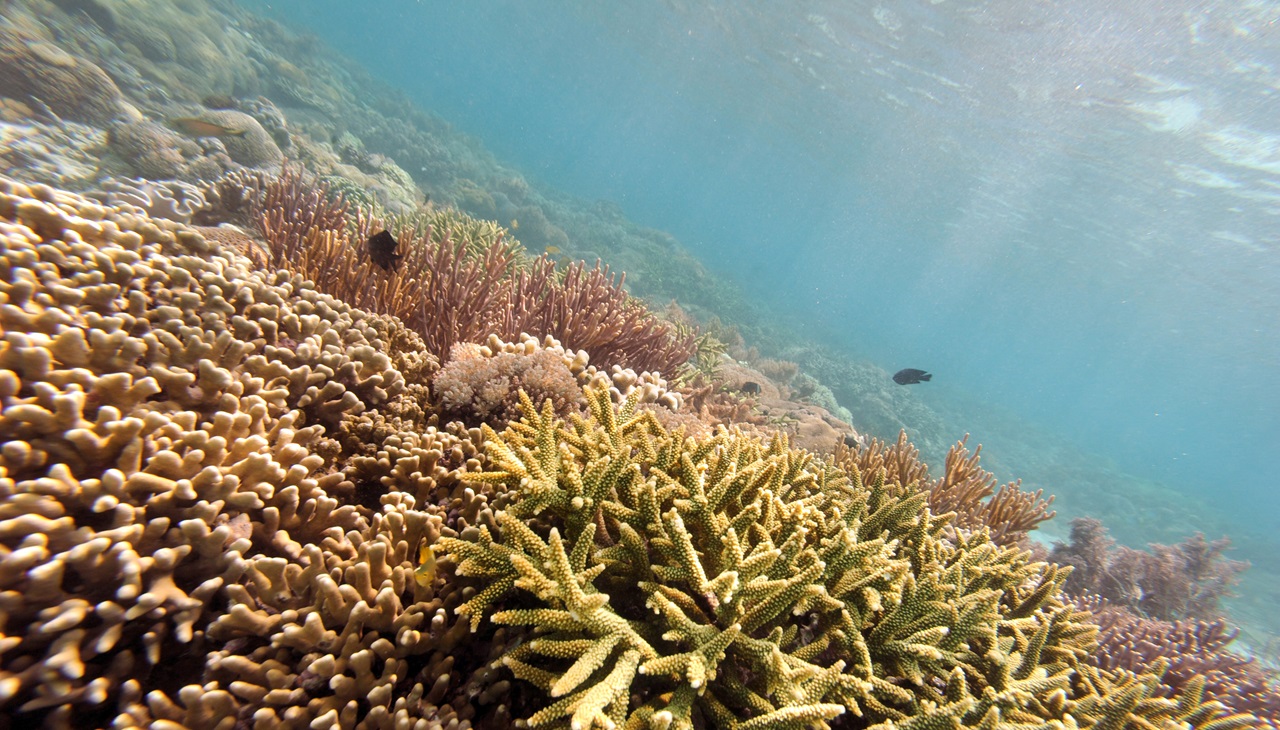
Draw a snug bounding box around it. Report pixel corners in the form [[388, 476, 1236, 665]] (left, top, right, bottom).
[[437, 385, 1267, 730]]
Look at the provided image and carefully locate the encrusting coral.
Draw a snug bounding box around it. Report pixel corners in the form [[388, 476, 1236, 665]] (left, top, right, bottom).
[[437, 385, 1263, 730]]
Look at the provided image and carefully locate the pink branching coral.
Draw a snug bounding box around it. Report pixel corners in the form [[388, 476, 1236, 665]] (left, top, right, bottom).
[[502, 257, 697, 377], [1051, 517, 1248, 621], [1080, 596, 1280, 727], [233, 168, 696, 376], [252, 163, 349, 268]]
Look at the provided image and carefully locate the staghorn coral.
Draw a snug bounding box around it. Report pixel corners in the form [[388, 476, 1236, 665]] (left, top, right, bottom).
[[837, 431, 1056, 547], [1051, 517, 1249, 622], [925, 435, 1056, 547], [433, 384, 1253, 730], [1081, 596, 1280, 727]]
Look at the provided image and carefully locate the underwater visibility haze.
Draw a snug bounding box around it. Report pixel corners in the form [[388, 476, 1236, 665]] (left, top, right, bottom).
[[251, 0, 1280, 531], [4, 0, 1280, 726]]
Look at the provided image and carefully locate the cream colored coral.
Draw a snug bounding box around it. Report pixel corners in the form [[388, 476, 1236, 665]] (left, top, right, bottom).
[[480, 332, 683, 410]]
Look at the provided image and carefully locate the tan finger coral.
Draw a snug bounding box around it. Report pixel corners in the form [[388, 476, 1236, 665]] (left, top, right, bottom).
[[0, 177, 447, 727]]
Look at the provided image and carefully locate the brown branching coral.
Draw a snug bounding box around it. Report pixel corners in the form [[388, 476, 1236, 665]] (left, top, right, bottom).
[[1051, 517, 1248, 621], [836, 431, 1056, 546], [244, 166, 696, 376], [252, 162, 349, 268], [503, 256, 697, 377], [1079, 596, 1280, 727]]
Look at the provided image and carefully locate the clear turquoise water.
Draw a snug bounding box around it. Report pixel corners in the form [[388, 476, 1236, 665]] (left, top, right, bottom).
[[244, 0, 1280, 543]]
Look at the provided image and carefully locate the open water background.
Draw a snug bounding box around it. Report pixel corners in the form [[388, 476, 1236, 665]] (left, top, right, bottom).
[[242, 0, 1280, 623]]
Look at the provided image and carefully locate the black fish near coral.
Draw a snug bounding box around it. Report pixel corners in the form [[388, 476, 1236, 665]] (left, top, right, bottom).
[[893, 368, 932, 385], [366, 229, 402, 271]]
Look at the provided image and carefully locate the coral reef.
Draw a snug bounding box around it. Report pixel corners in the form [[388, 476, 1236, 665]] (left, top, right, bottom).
[[437, 385, 1261, 729], [0, 27, 124, 124], [1050, 517, 1248, 621], [1082, 597, 1280, 727], [0, 0, 1275, 723]]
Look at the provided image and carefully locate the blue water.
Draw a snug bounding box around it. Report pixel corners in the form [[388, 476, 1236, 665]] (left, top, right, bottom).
[[246, 0, 1280, 534]]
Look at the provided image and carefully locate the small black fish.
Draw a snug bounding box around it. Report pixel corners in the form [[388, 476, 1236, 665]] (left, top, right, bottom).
[[892, 368, 932, 385], [366, 229, 402, 271], [740, 381, 761, 395]]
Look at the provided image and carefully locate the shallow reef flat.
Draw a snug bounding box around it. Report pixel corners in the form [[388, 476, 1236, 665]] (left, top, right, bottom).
[[1, 176, 1276, 730]]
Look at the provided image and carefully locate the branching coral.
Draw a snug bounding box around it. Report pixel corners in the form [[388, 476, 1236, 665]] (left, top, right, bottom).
[[836, 432, 1056, 547], [1051, 518, 1248, 622], [433, 386, 1249, 730], [242, 166, 696, 375], [1080, 597, 1280, 727], [501, 256, 697, 377], [252, 162, 349, 268]]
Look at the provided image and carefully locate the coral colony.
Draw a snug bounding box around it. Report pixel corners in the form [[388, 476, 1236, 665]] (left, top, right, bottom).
[[0, 1, 1276, 729]]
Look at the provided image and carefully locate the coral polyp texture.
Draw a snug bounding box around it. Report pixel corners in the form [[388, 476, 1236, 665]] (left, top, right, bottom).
[[438, 386, 1265, 730], [0, 178, 476, 728]]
